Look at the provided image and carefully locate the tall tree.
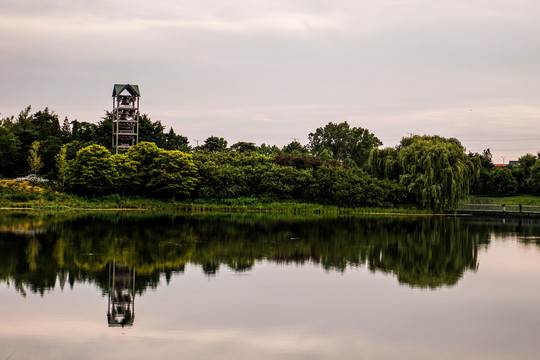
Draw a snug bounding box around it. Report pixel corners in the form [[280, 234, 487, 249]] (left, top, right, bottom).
[[55, 144, 69, 188], [468, 149, 494, 195], [529, 161, 540, 195], [0, 122, 20, 177], [27, 141, 44, 175], [198, 136, 228, 153], [165, 128, 190, 152], [61, 116, 71, 142], [71, 120, 99, 146], [369, 147, 400, 180], [138, 114, 166, 148], [397, 135, 478, 208], [282, 140, 309, 155], [518, 153, 537, 176], [308, 121, 381, 167], [231, 141, 257, 153]]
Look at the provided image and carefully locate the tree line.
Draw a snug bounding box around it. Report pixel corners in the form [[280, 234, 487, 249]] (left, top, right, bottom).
[[2, 106, 540, 208]]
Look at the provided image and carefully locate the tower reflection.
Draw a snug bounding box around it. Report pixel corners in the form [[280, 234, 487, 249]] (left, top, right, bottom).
[[107, 261, 135, 327]]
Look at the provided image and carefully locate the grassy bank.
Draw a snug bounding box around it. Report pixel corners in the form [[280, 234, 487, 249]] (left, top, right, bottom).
[[0, 180, 428, 215], [465, 195, 540, 206]]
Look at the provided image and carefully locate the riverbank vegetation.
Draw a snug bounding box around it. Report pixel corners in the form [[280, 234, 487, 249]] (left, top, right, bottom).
[[2, 106, 540, 211]]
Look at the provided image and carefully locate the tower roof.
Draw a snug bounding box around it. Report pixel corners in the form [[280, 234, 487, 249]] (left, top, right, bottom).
[[113, 84, 140, 97]]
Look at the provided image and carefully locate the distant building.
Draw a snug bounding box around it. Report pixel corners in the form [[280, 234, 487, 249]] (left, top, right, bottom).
[[494, 161, 519, 167]]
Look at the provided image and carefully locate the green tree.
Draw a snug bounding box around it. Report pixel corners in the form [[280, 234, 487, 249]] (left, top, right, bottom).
[[148, 151, 199, 199], [198, 136, 228, 153], [396, 135, 478, 209], [258, 143, 280, 155], [193, 151, 273, 199], [61, 116, 71, 142], [66, 145, 118, 195], [139, 114, 166, 147], [282, 141, 309, 155], [31, 108, 61, 139], [0, 122, 20, 177], [55, 145, 69, 187], [512, 166, 529, 194], [311, 166, 402, 207], [94, 115, 113, 149], [124, 142, 164, 194], [231, 142, 257, 153], [518, 153, 537, 176], [165, 128, 190, 152], [27, 141, 44, 175], [70, 120, 98, 145], [528, 160, 540, 195], [9, 106, 63, 175], [111, 153, 138, 195], [40, 136, 63, 176], [257, 163, 313, 200], [273, 153, 323, 170], [487, 167, 518, 196], [468, 149, 494, 195], [308, 122, 382, 167], [369, 147, 400, 180]]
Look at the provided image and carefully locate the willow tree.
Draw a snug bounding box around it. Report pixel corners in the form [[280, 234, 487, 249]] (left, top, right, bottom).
[[368, 147, 400, 180], [396, 135, 478, 209]]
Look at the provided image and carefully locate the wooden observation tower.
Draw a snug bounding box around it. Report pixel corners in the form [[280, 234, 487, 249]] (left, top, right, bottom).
[[112, 84, 140, 153]]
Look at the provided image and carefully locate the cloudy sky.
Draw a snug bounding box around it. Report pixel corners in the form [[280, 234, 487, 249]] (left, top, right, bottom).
[[1, 0, 540, 162]]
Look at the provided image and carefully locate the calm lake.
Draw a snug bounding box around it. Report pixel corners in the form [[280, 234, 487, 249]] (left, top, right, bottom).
[[1, 212, 540, 359]]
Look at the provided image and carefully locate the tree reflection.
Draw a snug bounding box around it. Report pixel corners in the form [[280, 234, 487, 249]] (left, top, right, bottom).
[[1, 212, 516, 298]]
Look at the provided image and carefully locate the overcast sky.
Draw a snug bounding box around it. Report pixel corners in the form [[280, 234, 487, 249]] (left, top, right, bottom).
[[1, 0, 540, 162]]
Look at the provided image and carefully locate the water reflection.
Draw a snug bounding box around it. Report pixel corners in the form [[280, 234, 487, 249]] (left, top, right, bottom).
[[4, 212, 540, 304], [107, 261, 135, 327], [0, 212, 499, 297], [2, 212, 540, 359]]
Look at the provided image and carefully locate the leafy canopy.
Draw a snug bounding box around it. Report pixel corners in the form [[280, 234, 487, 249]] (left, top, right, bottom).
[[67, 144, 118, 195], [397, 135, 478, 208], [308, 121, 381, 167], [371, 135, 479, 208]]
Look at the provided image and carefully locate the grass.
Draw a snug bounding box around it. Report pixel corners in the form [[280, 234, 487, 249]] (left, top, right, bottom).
[[465, 195, 540, 206], [0, 180, 429, 215]]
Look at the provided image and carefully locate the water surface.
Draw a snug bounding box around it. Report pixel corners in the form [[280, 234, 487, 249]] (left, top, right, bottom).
[[1, 212, 539, 359]]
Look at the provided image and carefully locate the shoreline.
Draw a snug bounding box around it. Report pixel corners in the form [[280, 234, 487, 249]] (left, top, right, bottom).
[[0, 202, 438, 216]]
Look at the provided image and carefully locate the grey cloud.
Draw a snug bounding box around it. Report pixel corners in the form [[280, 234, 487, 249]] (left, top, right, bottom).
[[1, 0, 540, 163]]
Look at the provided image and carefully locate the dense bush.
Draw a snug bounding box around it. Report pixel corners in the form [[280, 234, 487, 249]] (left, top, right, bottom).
[[486, 167, 518, 196], [66, 145, 118, 195], [66, 142, 198, 199], [191, 151, 405, 207]]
